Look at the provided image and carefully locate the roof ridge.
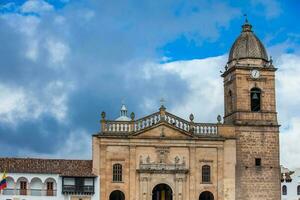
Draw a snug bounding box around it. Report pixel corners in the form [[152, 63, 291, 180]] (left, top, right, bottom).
[[0, 157, 92, 161]]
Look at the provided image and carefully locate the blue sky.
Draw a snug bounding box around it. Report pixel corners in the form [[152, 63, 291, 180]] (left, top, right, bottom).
[[0, 0, 300, 168]]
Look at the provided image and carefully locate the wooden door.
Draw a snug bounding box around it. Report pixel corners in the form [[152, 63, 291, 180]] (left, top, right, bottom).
[[47, 182, 54, 196], [20, 181, 27, 195]]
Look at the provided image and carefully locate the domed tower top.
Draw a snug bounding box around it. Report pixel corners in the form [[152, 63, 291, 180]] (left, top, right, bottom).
[[228, 18, 268, 66], [115, 103, 131, 121]]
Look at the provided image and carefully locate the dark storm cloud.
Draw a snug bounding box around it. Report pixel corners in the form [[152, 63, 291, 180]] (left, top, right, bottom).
[[0, 0, 240, 158], [0, 114, 67, 154]]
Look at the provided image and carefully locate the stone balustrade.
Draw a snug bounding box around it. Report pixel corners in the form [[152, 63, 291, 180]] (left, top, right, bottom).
[[101, 111, 218, 136]]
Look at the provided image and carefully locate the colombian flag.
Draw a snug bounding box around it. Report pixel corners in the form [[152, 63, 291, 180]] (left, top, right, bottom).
[[0, 172, 7, 190]]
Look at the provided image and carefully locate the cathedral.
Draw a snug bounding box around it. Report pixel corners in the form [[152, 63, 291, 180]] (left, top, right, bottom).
[[92, 20, 281, 200]]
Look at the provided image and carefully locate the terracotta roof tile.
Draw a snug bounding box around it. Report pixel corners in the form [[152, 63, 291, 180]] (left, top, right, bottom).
[[0, 158, 95, 177]]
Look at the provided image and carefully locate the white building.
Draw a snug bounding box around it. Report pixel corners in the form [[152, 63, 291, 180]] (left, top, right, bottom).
[[281, 166, 300, 200], [0, 158, 99, 200]]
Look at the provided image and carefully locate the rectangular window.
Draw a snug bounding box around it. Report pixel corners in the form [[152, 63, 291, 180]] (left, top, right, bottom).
[[113, 164, 123, 182], [255, 158, 261, 167], [64, 178, 75, 185], [84, 178, 93, 186], [202, 165, 211, 183]]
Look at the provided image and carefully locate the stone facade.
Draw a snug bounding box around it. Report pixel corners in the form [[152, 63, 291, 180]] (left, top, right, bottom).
[[93, 122, 236, 200], [92, 20, 281, 200]]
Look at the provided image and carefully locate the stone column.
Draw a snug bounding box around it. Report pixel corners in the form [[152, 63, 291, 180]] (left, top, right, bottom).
[[175, 174, 186, 200], [139, 174, 149, 200], [189, 147, 196, 200], [129, 146, 136, 200]]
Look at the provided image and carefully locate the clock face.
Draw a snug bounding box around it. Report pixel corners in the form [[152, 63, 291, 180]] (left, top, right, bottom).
[[251, 69, 260, 79]]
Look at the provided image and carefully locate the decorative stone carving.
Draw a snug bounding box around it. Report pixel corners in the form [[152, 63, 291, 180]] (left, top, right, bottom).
[[156, 147, 169, 164], [146, 156, 150, 164], [138, 148, 188, 174], [175, 156, 180, 164]]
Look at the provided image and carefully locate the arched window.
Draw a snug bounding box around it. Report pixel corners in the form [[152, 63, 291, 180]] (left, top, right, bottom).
[[250, 88, 261, 112], [202, 165, 211, 183], [113, 163, 122, 182], [227, 90, 233, 113], [30, 177, 43, 196], [3, 177, 14, 195], [282, 185, 287, 195], [297, 185, 300, 195], [17, 177, 28, 196]]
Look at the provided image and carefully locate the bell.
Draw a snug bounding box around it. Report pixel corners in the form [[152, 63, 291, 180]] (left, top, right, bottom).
[[252, 93, 259, 100]]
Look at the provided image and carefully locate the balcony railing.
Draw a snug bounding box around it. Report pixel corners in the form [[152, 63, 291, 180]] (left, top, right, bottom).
[[62, 185, 94, 194], [2, 188, 57, 196]]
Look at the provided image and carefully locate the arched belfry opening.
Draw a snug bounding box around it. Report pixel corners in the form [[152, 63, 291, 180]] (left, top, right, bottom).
[[199, 191, 214, 200], [109, 190, 125, 200], [227, 90, 233, 114], [250, 87, 261, 112], [152, 183, 173, 200]]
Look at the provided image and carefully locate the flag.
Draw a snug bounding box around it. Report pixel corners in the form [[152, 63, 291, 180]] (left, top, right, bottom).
[[0, 172, 7, 190]]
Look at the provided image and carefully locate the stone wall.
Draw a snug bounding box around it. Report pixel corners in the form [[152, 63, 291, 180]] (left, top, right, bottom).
[[235, 126, 280, 200]]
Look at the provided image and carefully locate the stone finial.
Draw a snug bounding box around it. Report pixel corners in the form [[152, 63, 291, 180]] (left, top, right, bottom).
[[101, 111, 106, 120], [225, 64, 228, 71], [269, 56, 274, 68], [217, 115, 222, 124], [189, 113, 194, 122], [270, 56, 273, 64], [242, 14, 252, 32], [130, 112, 135, 121], [159, 98, 166, 112]]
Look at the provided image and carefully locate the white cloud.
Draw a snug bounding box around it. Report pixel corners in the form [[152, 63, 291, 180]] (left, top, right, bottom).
[[21, 0, 54, 14], [1, 13, 41, 61], [2, 13, 70, 65], [0, 84, 42, 124], [141, 56, 226, 122], [0, 81, 72, 125], [280, 118, 300, 169], [276, 54, 300, 169], [46, 38, 70, 66]]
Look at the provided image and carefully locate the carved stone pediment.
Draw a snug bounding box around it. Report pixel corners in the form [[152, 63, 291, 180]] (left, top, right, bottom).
[[133, 124, 194, 139]]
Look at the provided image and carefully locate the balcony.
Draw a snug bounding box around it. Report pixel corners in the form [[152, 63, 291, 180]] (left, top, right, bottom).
[[2, 188, 57, 196], [62, 185, 94, 195]]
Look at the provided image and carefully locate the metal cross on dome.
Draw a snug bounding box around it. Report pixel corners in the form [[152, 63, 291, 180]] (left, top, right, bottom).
[[160, 98, 166, 106], [244, 14, 248, 23]]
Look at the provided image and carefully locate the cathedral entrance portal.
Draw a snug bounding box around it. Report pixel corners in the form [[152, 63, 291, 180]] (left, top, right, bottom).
[[199, 191, 214, 200], [109, 190, 125, 200], [152, 184, 173, 200]]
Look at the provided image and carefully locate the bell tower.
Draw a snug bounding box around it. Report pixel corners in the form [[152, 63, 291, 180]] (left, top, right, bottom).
[[222, 19, 281, 200]]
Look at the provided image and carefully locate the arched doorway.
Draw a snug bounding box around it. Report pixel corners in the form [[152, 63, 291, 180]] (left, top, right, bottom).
[[199, 191, 214, 200], [109, 190, 125, 200], [152, 183, 173, 200]]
